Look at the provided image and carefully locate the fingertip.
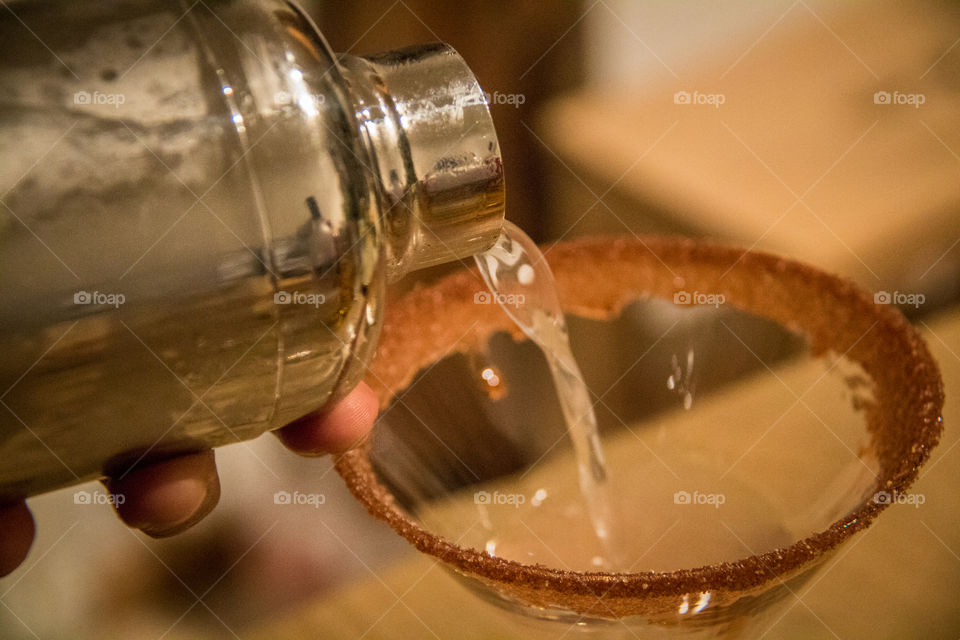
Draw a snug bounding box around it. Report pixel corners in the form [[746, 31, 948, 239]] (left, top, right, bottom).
[[105, 450, 220, 538], [276, 381, 379, 455], [0, 501, 35, 577]]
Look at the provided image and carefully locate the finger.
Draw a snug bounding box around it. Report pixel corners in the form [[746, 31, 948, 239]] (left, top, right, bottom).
[[104, 450, 220, 538], [0, 501, 35, 577], [275, 381, 379, 455]]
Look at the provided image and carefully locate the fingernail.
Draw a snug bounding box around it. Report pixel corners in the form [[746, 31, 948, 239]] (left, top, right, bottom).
[[140, 477, 219, 538]]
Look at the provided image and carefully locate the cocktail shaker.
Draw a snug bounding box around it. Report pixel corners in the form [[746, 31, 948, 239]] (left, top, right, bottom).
[[0, 0, 504, 500]]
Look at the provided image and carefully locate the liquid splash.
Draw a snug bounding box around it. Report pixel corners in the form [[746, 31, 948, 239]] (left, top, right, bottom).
[[475, 221, 619, 564]]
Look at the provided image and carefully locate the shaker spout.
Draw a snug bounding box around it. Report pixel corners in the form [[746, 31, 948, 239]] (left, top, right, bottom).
[[342, 43, 506, 280]]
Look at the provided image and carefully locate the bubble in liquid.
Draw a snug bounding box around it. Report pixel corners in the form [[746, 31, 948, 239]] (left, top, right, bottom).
[[667, 347, 696, 410], [478, 365, 507, 400], [517, 263, 535, 285]]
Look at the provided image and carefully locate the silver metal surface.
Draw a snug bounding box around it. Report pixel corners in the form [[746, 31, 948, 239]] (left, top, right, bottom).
[[0, 0, 504, 500]]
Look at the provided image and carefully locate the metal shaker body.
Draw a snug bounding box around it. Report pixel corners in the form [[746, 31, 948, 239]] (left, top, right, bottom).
[[0, 0, 505, 500]]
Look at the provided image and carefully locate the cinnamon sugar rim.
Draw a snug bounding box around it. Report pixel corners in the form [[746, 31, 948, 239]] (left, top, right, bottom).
[[335, 235, 944, 617]]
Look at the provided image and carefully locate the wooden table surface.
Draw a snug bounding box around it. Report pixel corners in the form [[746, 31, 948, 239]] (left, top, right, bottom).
[[536, 0, 960, 303]]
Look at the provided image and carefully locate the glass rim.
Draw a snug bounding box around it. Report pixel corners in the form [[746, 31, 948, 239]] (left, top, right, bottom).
[[335, 235, 944, 619]]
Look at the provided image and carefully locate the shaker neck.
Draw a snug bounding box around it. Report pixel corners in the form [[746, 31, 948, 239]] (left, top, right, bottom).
[[339, 44, 505, 281]]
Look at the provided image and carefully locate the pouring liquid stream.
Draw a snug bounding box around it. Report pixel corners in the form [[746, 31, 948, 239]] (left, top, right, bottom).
[[476, 221, 621, 568]]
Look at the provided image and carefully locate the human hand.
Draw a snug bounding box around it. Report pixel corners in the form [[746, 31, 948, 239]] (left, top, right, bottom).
[[0, 381, 378, 577]]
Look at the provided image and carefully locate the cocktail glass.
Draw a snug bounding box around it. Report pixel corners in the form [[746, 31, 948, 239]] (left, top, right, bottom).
[[336, 237, 943, 637]]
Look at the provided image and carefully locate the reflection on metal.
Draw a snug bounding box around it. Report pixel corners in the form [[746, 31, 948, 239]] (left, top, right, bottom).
[[0, 0, 503, 499]]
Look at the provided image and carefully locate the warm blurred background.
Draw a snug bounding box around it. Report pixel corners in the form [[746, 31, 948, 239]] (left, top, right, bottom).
[[3, 0, 959, 638]]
